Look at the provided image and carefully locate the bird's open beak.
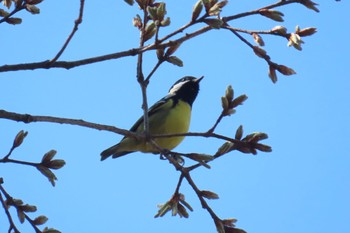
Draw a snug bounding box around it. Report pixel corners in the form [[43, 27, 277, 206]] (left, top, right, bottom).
[[195, 76, 204, 83]]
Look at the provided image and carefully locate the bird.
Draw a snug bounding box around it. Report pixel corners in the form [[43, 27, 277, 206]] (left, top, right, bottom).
[[100, 76, 203, 161]]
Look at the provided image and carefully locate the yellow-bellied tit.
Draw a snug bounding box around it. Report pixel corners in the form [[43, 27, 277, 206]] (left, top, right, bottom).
[[100, 76, 203, 161]]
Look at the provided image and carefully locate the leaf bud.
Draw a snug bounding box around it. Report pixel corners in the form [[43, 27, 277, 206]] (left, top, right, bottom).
[[203, 18, 223, 29], [271, 25, 287, 35], [37, 165, 57, 186], [12, 199, 24, 206], [187, 153, 214, 162], [165, 41, 181, 56], [235, 125, 243, 140], [276, 64, 296, 76], [47, 159, 66, 170], [301, 0, 320, 12], [215, 218, 225, 233], [226, 109, 236, 116], [232, 94, 248, 108], [160, 17, 170, 26], [147, 6, 158, 20], [156, 2, 166, 21], [33, 215, 48, 225], [216, 141, 234, 156], [298, 27, 317, 37], [222, 218, 237, 227], [135, 0, 147, 9], [177, 203, 189, 218], [208, 0, 228, 16], [179, 198, 193, 212], [13, 130, 28, 148], [225, 85, 234, 101], [237, 146, 257, 155], [268, 65, 278, 83], [156, 48, 164, 60], [255, 143, 272, 152], [201, 190, 219, 199], [41, 149, 57, 164], [132, 14, 142, 29], [124, 0, 134, 6], [154, 202, 172, 218], [253, 46, 269, 59], [259, 9, 284, 22], [0, 9, 10, 17], [25, 4, 40, 14], [252, 33, 265, 46], [144, 22, 156, 41], [17, 209, 25, 223], [221, 96, 229, 110], [20, 204, 37, 212], [6, 17, 22, 25], [3, 0, 12, 9], [166, 56, 183, 67], [247, 132, 268, 142], [288, 33, 304, 50], [202, 0, 212, 13], [192, 0, 203, 21]]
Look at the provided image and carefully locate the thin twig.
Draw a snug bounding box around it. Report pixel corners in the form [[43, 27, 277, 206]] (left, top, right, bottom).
[[0, 4, 25, 24], [0, 158, 40, 167], [0, 109, 249, 146], [144, 58, 165, 84], [3, 147, 15, 160], [137, 7, 149, 135], [0, 185, 20, 233], [174, 174, 185, 195], [50, 0, 85, 63], [222, 0, 302, 22], [0, 25, 211, 73], [0, 182, 42, 233], [223, 24, 274, 66], [181, 169, 220, 221], [0, 0, 306, 73], [207, 112, 225, 134], [0, 109, 134, 137], [24, 213, 41, 233]]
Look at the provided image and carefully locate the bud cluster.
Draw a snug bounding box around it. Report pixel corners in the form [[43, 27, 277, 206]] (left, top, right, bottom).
[[0, 0, 44, 25], [155, 193, 193, 218], [221, 85, 248, 117], [3, 194, 60, 232], [37, 149, 65, 186], [216, 125, 272, 157]]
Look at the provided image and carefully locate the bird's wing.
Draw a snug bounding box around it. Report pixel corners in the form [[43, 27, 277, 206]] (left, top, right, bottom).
[[128, 93, 175, 133]]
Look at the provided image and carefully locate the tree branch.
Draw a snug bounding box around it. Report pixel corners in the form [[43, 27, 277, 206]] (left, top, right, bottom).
[[0, 109, 138, 138], [50, 0, 85, 63], [0, 184, 20, 233]]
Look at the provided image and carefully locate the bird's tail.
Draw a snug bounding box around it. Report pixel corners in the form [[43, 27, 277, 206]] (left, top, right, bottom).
[[100, 144, 131, 161]]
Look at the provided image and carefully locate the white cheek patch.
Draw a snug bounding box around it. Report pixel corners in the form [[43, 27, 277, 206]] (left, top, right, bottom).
[[169, 80, 190, 94]]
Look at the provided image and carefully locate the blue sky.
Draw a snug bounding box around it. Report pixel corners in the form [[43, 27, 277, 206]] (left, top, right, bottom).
[[1, 1, 349, 233]]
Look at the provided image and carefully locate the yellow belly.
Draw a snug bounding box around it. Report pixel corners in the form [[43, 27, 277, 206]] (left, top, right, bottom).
[[119, 100, 191, 153]]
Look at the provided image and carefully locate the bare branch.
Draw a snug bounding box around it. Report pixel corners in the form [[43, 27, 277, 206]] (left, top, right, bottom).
[[50, 0, 85, 63], [0, 184, 20, 233]]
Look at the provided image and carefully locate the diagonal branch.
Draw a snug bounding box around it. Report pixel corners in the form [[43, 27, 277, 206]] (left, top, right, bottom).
[[0, 0, 314, 73], [0, 185, 20, 233], [50, 0, 85, 63], [223, 0, 304, 21], [0, 109, 137, 138]]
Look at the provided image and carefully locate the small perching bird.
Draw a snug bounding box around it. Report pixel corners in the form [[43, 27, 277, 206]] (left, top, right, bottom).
[[100, 76, 203, 161]]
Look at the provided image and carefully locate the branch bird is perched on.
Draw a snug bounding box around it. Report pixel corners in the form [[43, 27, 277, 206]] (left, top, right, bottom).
[[100, 76, 204, 161]]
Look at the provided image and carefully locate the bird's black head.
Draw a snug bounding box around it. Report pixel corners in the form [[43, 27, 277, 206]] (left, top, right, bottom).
[[168, 76, 204, 106]]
